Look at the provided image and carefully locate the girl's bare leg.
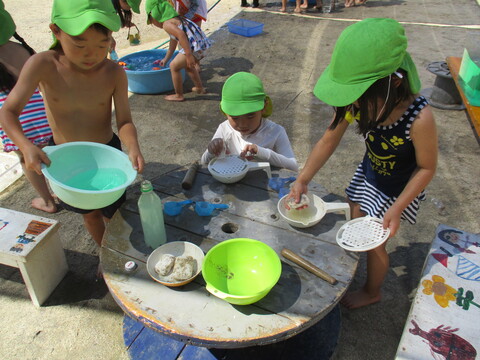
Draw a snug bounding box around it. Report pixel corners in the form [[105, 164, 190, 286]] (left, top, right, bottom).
[[341, 201, 387, 309], [294, 0, 302, 12], [188, 60, 206, 94], [165, 55, 186, 102], [280, 0, 287, 12], [15, 150, 57, 213]]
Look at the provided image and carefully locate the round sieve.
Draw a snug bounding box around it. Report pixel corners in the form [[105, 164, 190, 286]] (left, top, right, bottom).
[[209, 156, 248, 176], [336, 216, 390, 252]]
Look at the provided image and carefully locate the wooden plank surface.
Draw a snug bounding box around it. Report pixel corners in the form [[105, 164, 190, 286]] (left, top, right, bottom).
[[446, 56, 480, 142], [395, 225, 480, 359], [100, 167, 358, 348]]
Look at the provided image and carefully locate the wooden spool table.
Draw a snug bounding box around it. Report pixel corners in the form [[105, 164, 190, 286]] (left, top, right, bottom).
[[100, 166, 359, 358]]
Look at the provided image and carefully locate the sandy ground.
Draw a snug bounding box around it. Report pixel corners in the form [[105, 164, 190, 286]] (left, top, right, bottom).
[[1, 0, 480, 359]]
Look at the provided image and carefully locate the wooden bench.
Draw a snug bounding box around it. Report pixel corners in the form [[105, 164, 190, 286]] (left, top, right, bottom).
[[446, 56, 480, 143], [0, 208, 68, 307], [395, 225, 480, 359]]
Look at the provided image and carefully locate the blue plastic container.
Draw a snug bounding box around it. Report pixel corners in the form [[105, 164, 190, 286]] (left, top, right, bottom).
[[227, 19, 264, 37], [119, 49, 186, 94]]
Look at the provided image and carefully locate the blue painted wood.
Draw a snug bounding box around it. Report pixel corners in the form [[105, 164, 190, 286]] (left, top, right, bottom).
[[125, 315, 185, 360], [124, 305, 341, 360]]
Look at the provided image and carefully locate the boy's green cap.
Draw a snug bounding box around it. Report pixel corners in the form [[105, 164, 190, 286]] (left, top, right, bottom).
[[314, 18, 421, 107], [145, 0, 178, 24], [51, 0, 121, 37], [221, 72, 270, 116], [127, 0, 142, 14], [0, 1, 16, 45]]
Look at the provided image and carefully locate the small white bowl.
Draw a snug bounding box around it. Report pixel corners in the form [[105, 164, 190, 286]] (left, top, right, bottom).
[[146, 241, 204, 287]]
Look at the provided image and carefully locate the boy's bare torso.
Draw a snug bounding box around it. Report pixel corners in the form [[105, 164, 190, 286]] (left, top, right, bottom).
[[38, 50, 117, 145]]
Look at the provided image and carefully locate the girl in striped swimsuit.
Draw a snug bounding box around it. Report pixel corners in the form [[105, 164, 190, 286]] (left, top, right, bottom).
[[0, 4, 56, 213], [286, 18, 438, 309]]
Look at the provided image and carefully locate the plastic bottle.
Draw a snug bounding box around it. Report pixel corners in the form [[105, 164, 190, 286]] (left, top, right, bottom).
[[431, 197, 446, 216], [138, 180, 167, 249], [459, 32, 480, 106], [109, 49, 119, 62]]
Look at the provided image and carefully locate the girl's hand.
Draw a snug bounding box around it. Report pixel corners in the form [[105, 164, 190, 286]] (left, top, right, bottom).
[[24, 145, 51, 175], [383, 205, 402, 237], [285, 180, 309, 209], [186, 54, 195, 70], [240, 144, 258, 160], [208, 138, 224, 156], [159, 58, 167, 67], [129, 150, 145, 174]]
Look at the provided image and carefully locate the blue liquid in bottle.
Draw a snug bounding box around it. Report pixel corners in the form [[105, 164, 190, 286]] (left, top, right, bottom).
[[138, 180, 167, 249]]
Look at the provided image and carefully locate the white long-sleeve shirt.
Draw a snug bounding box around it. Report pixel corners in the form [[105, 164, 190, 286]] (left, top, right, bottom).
[[201, 119, 298, 171]]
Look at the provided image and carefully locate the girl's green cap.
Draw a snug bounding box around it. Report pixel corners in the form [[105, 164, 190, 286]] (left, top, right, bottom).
[[127, 0, 142, 14], [145, 0, 178, 24], [221, 72, 271, 116], [51, 0, 121, 36], [314, 18, 421, 107], [0, 1, 16, 46]]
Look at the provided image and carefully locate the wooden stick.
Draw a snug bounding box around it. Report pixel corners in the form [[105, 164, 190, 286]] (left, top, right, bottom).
[[281, 248, 338, 285], [181, 161, 199, 190]]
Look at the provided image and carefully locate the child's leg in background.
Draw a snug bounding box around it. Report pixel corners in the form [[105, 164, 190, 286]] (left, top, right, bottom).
[[14, 150, 57, 213], [241, 0, 250, 7], [165, 54, 187, 102], [341, 200, 386, 309], [294, 0, 302, 12], [190, 59, 206, 94], [83, 210, 105, 247]]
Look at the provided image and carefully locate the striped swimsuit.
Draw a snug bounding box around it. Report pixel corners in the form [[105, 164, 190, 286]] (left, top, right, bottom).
[[173, 17, 212, 60], [0, 88, 52, 152], [345, 96, 428, 224]]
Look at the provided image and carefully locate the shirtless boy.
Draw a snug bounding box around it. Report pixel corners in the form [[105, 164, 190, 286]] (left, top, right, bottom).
[[0, 0, 144, 247]]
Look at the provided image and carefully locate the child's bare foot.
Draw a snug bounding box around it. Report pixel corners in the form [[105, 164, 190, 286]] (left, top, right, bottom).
[[344, 0, 355, 7], [355, 0, 366, 4], [280, 6, 286, 11], [165, 94, 185, 102], [192, 87, 207, 94], [341, 289, 381, 309], [300, 2, 308, 8], [31, 198, 57, 213], [294, 6, 302, 12]]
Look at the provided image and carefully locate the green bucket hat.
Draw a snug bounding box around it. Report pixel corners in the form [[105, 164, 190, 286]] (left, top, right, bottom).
[[220, 72, 272, 117], [127, 0, 142, 14], [51, 0, 121, 48], [145, 0, 178, 24], [0, 1, 16, 46], [314, 18, 421, 107]]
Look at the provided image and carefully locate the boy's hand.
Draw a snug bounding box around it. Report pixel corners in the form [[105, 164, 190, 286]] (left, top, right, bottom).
[[208, 138, 224, 156], [129, 150, 145, 174], [240, 144, 258, 160], [24, 145, 51, 175]]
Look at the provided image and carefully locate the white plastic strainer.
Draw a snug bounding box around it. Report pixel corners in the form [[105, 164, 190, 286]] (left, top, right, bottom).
[[336, 216, 390, 252], [208, 155, 271, 184]]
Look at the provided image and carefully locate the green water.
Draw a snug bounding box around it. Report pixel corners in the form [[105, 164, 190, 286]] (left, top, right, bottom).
[[64, 168, 127, 190], [459, 49, 480, 106]]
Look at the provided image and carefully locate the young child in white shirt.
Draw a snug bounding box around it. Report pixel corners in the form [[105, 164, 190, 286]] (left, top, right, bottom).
[[201, 72, 298, 171]]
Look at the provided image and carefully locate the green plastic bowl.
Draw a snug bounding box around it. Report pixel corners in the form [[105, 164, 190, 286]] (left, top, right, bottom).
[[41, 141, 137, 210], [202, 238, 282, 305]]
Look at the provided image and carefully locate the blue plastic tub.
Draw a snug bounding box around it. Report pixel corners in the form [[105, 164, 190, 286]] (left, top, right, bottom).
[[227, 19, 264, 37], [118, 49, 186, 94]]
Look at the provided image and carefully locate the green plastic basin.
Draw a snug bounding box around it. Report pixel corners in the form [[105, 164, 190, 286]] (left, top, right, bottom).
[[41, 141, 137, 210], [202, 238, 282, 305]]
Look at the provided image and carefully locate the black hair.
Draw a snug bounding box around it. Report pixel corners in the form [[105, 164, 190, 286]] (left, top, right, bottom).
[[50, 23, 111, 51], [329, 69, 413, 137], [0, 32, 36, 92], [111, 0, 133, 28]]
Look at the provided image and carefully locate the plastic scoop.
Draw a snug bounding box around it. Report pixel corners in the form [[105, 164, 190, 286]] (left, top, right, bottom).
[[164, 200, 193, 216], [195, 202, 229, 216]]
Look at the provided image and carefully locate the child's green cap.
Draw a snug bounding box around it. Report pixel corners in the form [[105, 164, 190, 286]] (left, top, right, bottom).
[[314, 18, 421, 107], [0, 1, 16, 46], [221, 72, 271, 117], [145, 0, 178, 24], [51, 0, 121, 47], [127, 0, 142, 14]]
